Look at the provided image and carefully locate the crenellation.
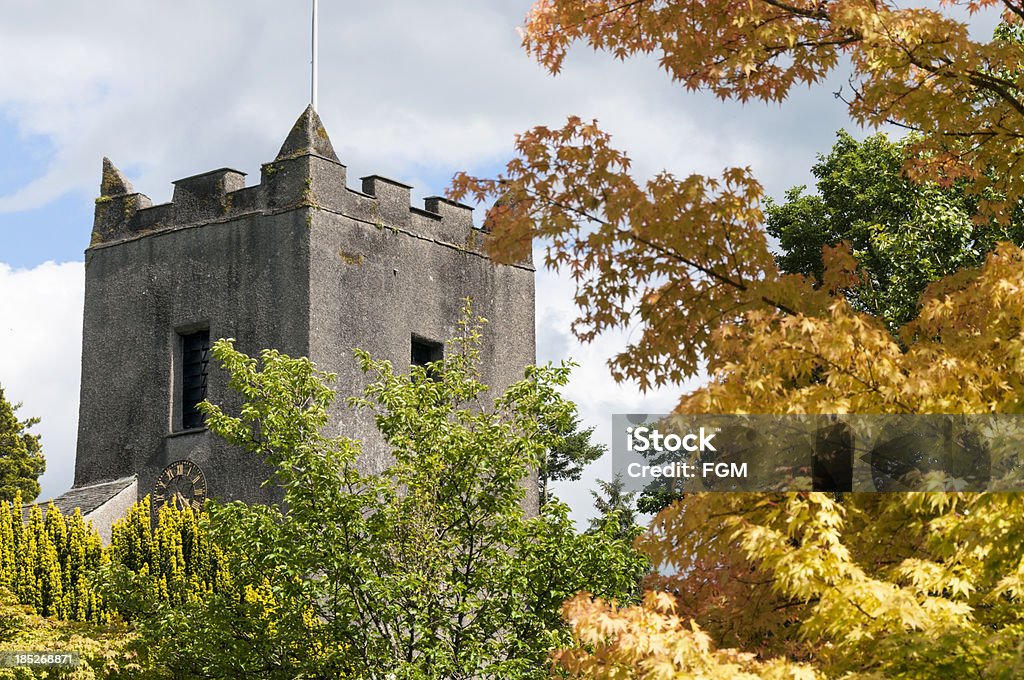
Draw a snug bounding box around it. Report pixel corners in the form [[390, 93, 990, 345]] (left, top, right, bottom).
[[260, 158, 306, 210], [361, 175, 412, 227], [90, 110, 493, 257], [92, 158, 153, 245], [409, 205, 442, 225], [261, 155, 347, 212], [92, 192, 153, 245], [172, 168, 247, 223], [130, 202, 173, 233], [227, 185, 262, 214], [420, 196, 475, 244], [306, 156, 348, 210], [344, 187, 380, 226]]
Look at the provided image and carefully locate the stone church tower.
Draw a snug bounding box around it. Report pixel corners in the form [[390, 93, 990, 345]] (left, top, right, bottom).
[[54, 107, 536, 539]]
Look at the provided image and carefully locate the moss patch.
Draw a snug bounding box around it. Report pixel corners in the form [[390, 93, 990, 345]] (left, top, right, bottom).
[[337, 250, 364, 266]]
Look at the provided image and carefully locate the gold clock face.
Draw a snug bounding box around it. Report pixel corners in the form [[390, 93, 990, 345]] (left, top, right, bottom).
[[153, 459, 207, 512]]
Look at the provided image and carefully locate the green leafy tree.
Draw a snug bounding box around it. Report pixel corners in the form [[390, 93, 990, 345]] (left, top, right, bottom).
[[587, 475, 640, 543], [766, 130, 1024, 330], [539, 412, 606, 506], [0, 386, 44, 504], [127, 309, 646, 679]]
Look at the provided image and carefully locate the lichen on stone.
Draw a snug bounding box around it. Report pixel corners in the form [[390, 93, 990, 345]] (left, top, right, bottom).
[[337, 250, 364, 266]]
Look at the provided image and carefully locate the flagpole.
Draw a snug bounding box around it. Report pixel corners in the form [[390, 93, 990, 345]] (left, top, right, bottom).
[[311, 0, 319, 110]]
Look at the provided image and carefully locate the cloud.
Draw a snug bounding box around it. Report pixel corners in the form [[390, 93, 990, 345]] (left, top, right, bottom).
[[0, 262, 83, 501], [0, 0, 856, 215]]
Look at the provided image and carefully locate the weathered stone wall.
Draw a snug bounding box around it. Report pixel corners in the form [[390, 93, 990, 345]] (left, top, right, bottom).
[[83, 477, 138, 545], [307, 188, 537, 508], [74, 106, 537, 512], [75, 208, 311, 506]]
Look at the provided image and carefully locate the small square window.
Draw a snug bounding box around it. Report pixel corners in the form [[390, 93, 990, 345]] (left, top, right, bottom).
[[411, 336, 443, 371]]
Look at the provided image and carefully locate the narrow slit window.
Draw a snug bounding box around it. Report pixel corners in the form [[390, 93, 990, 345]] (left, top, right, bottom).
[[181, 330, 210, 429], [411, 336, 443, 376]]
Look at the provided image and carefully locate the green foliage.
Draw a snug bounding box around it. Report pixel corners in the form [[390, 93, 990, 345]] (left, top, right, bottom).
[[539, 411, 606, 506], [0, 495, 226, 630], [635, 489, 681, 516], [0, 498, 227, 677], [0, 386, 45, 504], [0, 498, 104, 623], [131, 307, 646, 679], [765, 130, 1024, 329], [103, 498, 230, 618], [586, 475, 640, 543]]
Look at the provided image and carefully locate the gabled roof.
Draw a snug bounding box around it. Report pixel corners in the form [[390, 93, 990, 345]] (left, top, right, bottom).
[[32, 475, 137, 517]]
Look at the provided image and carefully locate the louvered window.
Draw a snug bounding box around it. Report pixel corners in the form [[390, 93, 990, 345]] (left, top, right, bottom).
[[411, 336, 443, 380], [411, 336, 442, 366], [181, 330, 210, 429]]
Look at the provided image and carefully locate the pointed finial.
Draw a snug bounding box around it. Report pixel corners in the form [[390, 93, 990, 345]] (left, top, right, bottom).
[[100, 157, 134, 197], [275, 105, 340, 162]]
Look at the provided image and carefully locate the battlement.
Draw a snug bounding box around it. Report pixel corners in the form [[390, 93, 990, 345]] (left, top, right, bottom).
[[90, 106, 497, 258]]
